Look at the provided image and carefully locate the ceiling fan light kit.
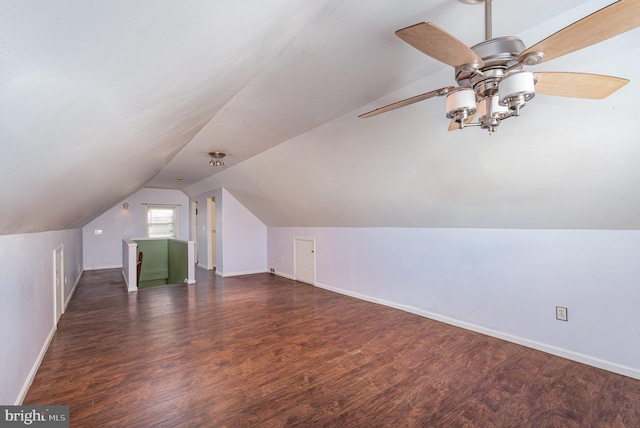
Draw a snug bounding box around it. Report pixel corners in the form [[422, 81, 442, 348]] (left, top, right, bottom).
[[360, 0, 639, 133], [498, 71, 535, 109], [446, 89, 476, 120], [209, 151, 225, 166], [477, 94, 508, 126]]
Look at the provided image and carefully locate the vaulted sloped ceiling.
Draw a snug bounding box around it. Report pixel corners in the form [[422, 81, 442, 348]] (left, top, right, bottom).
[[1, 0, 639, 235]]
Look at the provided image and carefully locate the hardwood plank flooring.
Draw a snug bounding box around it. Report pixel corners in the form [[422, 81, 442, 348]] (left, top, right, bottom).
[[25, 268, 640, 427]]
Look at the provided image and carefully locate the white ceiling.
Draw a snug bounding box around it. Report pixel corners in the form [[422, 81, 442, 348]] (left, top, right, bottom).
[[1, 0, 639, 234]]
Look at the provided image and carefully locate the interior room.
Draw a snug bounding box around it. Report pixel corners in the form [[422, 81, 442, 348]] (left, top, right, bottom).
[[2, 0, 640, 424]]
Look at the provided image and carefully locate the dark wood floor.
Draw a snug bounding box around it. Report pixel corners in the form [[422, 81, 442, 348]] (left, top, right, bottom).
[[25, 268, 640, 427]]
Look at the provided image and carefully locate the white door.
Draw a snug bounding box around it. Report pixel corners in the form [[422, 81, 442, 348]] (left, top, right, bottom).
[[208, 198, 216, 269], [54, 246, 64, 324], [294, 238, 315, 285], [191, 201, 198, 264]]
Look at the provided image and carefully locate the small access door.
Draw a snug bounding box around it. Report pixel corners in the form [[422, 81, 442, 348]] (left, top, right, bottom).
[[294, 237, 315, 285], [54, 245, 64, 325]]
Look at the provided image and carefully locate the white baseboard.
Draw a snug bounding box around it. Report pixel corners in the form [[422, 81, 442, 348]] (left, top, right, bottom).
[[84, 265, 121, 271], [18, 270, 85, 404], [15, 326, 56, 405], [314, 281, 640, 381], [64, 271, 83, 309], [218, 269, 268, 278], [275, 271, 295, 280], [120, 270, 137, 292]]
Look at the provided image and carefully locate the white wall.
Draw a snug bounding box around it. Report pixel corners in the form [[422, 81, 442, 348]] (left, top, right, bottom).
[[268, 226, 640, 379], [190, 188, 267, 276], [0, 228, 83, 404], [220, 188, 267, 276], [82, 188, 189, 269]]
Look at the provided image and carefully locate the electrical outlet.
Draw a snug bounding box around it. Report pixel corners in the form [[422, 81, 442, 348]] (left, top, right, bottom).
[[94, 229, 102, 235], [556, 306, 568, 321], [269, 268, 275, 274]]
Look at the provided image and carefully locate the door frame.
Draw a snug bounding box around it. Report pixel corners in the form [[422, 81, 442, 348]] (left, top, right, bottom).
[[207, 197, 216, 270], [191, 201, 198, 264]]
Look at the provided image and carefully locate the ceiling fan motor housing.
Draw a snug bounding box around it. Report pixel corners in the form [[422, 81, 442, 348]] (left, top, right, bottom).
[[455, 36, 526, 86]]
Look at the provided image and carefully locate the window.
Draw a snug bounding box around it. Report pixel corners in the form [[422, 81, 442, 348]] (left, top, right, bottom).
[[147, 206, 178, 238]]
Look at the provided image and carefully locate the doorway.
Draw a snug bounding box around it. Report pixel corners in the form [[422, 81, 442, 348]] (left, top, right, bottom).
[[294, 237, 315, 285], [208, 197, 217, 270], [54, 245, 64, 325]]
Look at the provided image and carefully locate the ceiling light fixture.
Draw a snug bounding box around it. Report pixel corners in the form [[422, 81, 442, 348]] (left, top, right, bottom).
[[209, 152, 225, 167], [359, 0, 635, 133]]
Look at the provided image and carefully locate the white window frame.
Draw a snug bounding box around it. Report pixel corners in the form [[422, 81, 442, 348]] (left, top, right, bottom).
[[146, 205, 178, 238]]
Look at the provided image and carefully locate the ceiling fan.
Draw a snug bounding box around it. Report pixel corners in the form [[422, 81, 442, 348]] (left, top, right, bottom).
[[359, 0, 640, 133]]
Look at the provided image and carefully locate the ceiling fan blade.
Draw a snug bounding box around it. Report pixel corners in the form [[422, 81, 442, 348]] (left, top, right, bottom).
[[448, 113, 476, 131], [359, 86, 455, 118], [535, 72, 629, 98], [519, 0, 640, 64], [396, 22, 484, 68]]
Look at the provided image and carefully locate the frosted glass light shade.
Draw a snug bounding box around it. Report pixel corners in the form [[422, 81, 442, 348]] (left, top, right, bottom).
[[477, 95, 508, 120], [446, 89, 477, 118], [498, 71, 535, 106]]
